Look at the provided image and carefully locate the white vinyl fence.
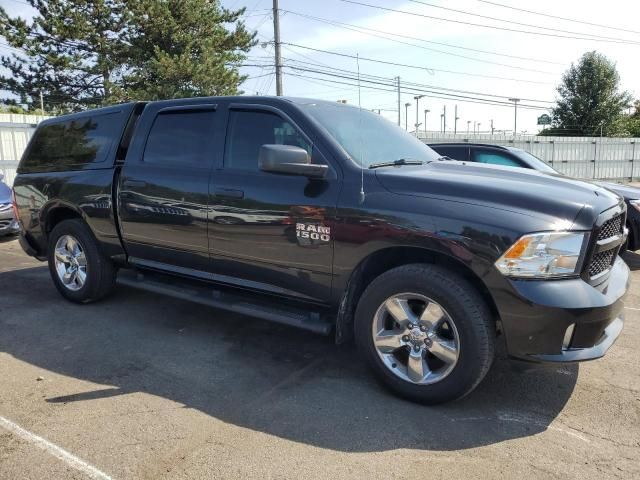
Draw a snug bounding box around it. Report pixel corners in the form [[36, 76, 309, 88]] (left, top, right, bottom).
[[420, 132, 640, 181], [0, 114, 50, 187]]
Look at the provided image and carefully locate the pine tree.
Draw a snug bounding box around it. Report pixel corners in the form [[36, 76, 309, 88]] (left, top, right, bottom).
[[123, 0, 256, 100], [0, 0, 256, 112], [0, 0, 129, 112], [551, 51, 631, 136]]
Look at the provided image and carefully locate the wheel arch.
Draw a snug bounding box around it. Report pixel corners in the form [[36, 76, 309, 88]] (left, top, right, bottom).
[[43, 203, 85, 237], [335, 246, 500, 344]]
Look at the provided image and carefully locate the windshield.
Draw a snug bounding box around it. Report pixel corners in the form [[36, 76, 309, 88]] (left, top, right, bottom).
[[300, 102, 440, 167], [508, 148, 558, 174]]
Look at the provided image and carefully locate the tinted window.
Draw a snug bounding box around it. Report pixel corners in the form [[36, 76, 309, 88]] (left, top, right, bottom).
[[224, 110, 311, 171], [144, 111, 215, 165], [22, 112, 121, 170], [474, 150, 523, 167], [508, 148, 558, 173], [430, 145, 468, 161]]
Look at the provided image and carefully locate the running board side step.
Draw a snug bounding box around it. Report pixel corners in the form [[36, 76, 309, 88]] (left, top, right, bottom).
[[117, 269, 333, 335]]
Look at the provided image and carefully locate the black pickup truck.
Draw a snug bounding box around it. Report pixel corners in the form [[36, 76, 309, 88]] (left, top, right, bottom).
[[12, 97, 630, 404]]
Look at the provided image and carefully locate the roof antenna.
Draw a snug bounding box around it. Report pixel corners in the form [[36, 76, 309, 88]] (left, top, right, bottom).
[[357, 53, 365, 204]]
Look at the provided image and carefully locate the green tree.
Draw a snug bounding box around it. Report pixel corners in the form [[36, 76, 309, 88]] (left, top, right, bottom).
[[0, 0, 255, 112], [550, 51, 631, 136], [0, 0, 130, 112], [123, 0, 256, 100]]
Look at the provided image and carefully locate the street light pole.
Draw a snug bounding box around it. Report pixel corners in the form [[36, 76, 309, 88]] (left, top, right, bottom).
[[414, 95, 424, 136], [442, 105, 447, 133], [424, 109, 430, 133], [454, 105, 459, 134], [396, 76, 401, 127], [404, 102, 411, 131], [467, 120, 471, 134], [509, 98, 520, 136]]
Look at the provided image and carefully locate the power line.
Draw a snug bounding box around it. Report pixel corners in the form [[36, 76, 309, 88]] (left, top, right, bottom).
[[286, 71, 548, 111], [282, 64, 550, 110], [478, 0, 640, 36], [340, 0, 640, 45], [281, 9, 565, 69], [280, 42, 554, 86], [283, 10, 564, 66], [282, 56, 553, 104], [407, 0, 640, 44]]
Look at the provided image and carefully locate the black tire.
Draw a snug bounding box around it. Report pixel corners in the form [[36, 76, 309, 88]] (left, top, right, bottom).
[[47, 218, 117, 303], [355, 264, 495, 404]]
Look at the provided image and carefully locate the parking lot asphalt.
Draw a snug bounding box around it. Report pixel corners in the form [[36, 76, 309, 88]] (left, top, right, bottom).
[[0, 235, 638, 480]]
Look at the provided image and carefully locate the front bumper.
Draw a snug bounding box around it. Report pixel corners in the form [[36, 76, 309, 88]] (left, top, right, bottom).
[[493, 256, 629, 363], [0, 210, 19, 236]]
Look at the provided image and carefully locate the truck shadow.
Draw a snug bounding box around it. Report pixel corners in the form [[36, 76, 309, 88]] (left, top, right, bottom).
[[621, 250, 640, 271], [0, 265, 579, 452]]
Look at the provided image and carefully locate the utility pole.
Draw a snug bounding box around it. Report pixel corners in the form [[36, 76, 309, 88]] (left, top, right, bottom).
[[424, 109, 430, 133], [454, 105, 459, 135], [414, 95, 424, 136], [509, 98, 520, 136], [467, 120, 471, 134], [491, 119, 494, 135], [478, 122, 482, 134], [396, 77, 401, 127], [442, 105, 447, 133], [39, 90, 44, 113], [273, 0, 283, 96], [404, 102, 411, 131]]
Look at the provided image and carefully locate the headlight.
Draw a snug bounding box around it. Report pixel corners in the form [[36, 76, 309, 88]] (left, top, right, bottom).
[[495, 231, 587, 278], [629, 199, 640, 213]]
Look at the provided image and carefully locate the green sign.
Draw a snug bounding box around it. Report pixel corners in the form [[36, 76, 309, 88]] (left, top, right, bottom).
[[537, 114, 551, 126]]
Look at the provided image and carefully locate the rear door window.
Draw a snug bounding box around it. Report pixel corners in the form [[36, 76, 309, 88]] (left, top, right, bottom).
[[21, 111, 123, 171]]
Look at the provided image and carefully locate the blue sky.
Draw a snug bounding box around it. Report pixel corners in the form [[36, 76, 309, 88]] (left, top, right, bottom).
[[3, 0, 639, 134], [229, 0, 640, 134]]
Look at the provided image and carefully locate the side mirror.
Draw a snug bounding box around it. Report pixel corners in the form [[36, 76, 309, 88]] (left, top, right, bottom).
[[259, 144, 328, 178]]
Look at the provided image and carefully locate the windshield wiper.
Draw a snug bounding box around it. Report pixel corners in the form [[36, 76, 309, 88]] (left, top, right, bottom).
[[369, 158, 424, 169]]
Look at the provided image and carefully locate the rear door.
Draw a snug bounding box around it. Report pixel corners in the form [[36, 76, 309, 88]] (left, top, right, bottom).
[[117, 101, 219, 271], [207, 103, 340, 302]]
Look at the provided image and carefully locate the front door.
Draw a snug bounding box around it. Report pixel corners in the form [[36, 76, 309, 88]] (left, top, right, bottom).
[[118, 103, 219, 271], [208, 105, 340, 302]]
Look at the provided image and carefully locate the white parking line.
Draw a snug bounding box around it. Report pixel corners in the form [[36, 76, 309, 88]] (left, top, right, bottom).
[[625, 306, 640, 311], [0, 415, 113, 480]]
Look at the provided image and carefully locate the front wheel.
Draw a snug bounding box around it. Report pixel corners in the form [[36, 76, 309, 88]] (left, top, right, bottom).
[[355, 264, 495, 404], [47, 219, 117, 303]]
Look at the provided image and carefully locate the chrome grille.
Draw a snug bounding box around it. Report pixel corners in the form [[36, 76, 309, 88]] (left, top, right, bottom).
[[587, 211, 625, 280], [0, 203, 11, 212], [598, 214, 623, 241], [589, 249, 617, 277], [0, 220, 10, 228]]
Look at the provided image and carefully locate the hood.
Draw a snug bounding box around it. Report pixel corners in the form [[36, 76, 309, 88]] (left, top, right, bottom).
[[592, 180, 640, 200], [375, 161, 622, 228], [0, 181, 11, 204]]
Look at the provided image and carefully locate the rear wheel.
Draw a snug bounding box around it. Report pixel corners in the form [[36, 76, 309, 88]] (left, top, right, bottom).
[[47, 219, 117, 303], [355, 264, 495, 404]]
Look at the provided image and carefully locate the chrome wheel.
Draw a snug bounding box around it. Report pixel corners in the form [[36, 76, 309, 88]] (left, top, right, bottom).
[[371, 292, 460, 385], [54, 235, 87, 291]]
